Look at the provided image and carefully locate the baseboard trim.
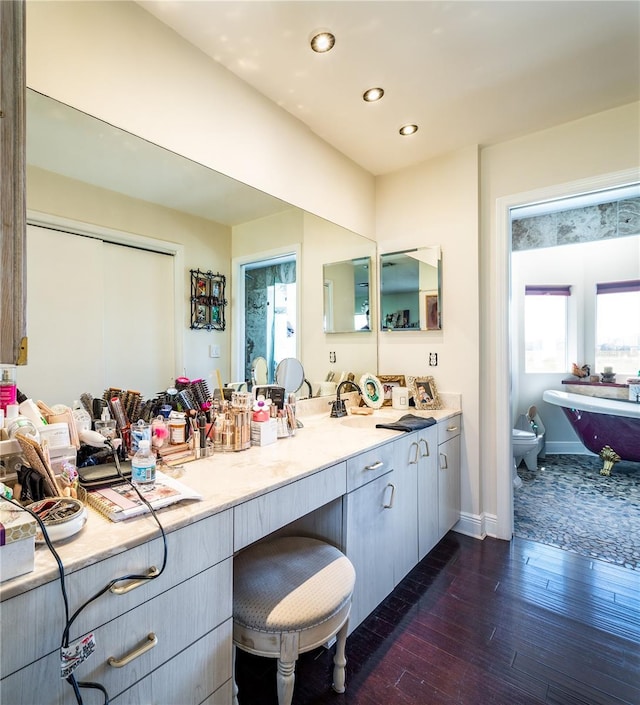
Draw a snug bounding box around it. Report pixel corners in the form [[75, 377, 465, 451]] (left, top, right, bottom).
[[454, 511, 498, 540]]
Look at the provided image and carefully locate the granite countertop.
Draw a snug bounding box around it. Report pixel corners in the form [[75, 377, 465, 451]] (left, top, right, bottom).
[[1, 400, 461, 600]]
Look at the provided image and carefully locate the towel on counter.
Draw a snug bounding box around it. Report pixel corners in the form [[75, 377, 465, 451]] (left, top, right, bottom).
[[375, 414, 437, 432]]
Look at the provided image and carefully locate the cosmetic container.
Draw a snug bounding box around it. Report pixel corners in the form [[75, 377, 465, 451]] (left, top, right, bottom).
[[0, 365, 17, 412]]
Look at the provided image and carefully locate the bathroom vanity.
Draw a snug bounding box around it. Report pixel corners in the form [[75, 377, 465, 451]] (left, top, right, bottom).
[[0, 405, 461, 704]]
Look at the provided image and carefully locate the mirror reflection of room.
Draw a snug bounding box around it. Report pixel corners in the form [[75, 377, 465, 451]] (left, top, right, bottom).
[[24, 89, 379, 403], [323, 257, 371, 333], [380, 247, 441, 331]]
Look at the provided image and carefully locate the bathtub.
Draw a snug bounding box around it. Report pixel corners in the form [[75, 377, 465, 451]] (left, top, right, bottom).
[[542, 389, 640, 464]]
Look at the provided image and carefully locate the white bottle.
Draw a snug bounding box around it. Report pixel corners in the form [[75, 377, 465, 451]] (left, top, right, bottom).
[[131, 439, 156, 489]]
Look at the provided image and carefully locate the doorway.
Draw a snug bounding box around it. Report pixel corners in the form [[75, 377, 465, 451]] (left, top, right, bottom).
[[238, 253, 297, 385], [495, 168, 640, 541]]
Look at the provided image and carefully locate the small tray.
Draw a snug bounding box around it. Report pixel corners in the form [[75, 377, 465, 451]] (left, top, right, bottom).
[[26, 497, 88, 544]]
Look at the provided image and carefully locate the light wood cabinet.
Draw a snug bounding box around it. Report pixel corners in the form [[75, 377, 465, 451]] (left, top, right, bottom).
[[437, 415, 462, 539], [0, 511, 233, 705], [411, 426, 439, 560], [343, 465, 395, 631]]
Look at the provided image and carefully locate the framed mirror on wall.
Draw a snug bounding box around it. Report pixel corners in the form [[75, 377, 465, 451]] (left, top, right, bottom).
[[380, 246, 442, 331], [323, 257, 372, 333]]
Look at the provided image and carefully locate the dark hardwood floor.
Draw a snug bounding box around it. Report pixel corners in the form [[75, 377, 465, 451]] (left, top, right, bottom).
[[234, 532, 640, 705]]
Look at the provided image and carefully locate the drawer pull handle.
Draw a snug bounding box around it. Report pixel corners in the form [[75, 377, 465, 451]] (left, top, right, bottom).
[[409, 442, 420, 464], [365, 461, 384, 471], [440, 453, 449, 470], [383, 483, 396, 509], [110, 566, 159, 595], [108, 633, 157, 668], [419, 438, 430, 457], [446, 425, 459, 432]]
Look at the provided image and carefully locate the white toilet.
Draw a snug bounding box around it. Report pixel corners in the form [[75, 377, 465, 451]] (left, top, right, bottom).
[[512, 428, 538, 488]]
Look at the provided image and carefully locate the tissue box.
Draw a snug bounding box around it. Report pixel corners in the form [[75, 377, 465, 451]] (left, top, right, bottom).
[[251, 419, 278, 447], [0, 505, 37, 583]]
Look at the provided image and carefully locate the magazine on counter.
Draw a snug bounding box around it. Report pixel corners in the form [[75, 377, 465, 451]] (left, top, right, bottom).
[[83, 470, 202, 522]]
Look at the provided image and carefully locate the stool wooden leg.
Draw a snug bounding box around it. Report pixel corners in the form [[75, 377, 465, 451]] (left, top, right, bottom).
[[276, 658, 296, 705], [232, 645, 239, 705], [277, 632, 298, 705], [332, 618, 349, 693]]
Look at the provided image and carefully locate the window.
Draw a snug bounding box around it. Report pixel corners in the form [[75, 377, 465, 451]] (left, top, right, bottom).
[[524, 285, 571, 373], [595, 280, 640, 376]]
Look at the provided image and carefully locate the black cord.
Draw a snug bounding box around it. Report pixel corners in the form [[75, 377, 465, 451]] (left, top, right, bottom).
[[1, 444, 169, 705]]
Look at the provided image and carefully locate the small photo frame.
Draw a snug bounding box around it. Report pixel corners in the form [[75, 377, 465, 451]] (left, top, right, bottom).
[[378, 375, 407, 407], [408, 376, 441, 410], [359, 373, 384, 409]]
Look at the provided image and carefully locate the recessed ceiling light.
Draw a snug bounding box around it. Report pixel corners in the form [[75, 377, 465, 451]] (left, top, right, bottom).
[[363, 87, 384, 102], [310, 31, 335, 53], [399, 124, 419, 136]]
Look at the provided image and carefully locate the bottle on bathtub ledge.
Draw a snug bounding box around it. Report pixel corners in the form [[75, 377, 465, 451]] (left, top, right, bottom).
[[627, 374, 640, 402]]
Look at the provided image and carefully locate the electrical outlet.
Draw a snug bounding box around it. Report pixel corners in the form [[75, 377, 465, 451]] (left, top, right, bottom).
[[209, 344, 220, 358], [429, 352, 438, 366], [329, 351, 336, 363]]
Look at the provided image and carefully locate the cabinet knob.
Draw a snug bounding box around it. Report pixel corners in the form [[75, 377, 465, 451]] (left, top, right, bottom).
[[409, 441, 420, 464], [365, 460, 384, 471], [439, 452, 449, 470], [419, 438, 430, 457]]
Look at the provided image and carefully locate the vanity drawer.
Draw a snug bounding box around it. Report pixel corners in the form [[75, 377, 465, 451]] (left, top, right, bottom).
[[110, 620, 232, 705], [0, 509, 232, 679], [346, 441, 395, 492], [438, 415, 462, 444], [234, 462, 347, 551], [0, 559, 232, 705]]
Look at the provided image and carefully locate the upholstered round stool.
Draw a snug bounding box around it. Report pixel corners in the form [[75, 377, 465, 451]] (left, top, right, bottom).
[[232, 536, 356, 705]]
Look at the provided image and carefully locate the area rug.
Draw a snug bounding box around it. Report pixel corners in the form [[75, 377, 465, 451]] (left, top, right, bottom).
[[514, 453, 640, 570]]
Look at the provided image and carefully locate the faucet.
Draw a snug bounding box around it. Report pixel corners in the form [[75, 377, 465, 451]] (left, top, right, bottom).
[[329, 380, 362, 418]]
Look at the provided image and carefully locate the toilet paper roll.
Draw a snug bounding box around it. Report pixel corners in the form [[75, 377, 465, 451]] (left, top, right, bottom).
[[392, 386, 409, 410]]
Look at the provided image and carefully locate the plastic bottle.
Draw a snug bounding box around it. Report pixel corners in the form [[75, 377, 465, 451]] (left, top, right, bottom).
[[131, 439, 156, 489], [0, 365, 17, 412]]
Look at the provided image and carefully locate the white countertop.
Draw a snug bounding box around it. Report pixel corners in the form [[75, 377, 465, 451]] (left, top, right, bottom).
[[1, 402, 460, 600]]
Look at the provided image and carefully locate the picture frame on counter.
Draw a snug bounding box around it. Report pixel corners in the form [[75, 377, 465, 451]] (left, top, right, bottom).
[[408, 375, 441, 410], [359, 373, 384, 409], [378, 375, 407, 407]]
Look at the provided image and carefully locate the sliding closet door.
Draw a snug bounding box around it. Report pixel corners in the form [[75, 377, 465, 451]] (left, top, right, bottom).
[[22, 224, 175, 407], [102, 241, 175, 396], [22, 225, 104, 405]]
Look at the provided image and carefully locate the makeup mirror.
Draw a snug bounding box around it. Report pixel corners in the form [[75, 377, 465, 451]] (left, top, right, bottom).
[[275, 358, 306, 395], [380, 247, 442, 331]]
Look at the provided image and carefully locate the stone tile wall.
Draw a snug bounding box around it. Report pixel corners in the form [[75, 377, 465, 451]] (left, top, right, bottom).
[[512, 197, 640, 251]]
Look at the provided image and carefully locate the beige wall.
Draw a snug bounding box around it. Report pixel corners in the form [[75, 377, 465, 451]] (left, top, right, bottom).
[[375, 146, 481, 524]]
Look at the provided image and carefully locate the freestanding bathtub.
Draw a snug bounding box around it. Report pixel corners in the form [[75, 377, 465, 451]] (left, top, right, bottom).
[[543, 390, 640, 472]]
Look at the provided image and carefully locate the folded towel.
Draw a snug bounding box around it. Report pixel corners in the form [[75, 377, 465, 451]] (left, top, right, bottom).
[[375, 413, 436, 432]]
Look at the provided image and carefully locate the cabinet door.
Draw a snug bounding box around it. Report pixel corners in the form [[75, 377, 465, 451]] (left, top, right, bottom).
[[415, 427, 439, 560], [392, 434, 419, 582], [438, 433, 461, 539], [343, 471, 395, 632]]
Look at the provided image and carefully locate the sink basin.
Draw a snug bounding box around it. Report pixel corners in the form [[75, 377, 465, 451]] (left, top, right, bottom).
[[339, 415, 381, 429]]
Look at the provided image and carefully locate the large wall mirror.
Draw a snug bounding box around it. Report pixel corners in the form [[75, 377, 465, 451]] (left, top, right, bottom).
[[22, 89, 377, 405], [323, 257, 372, 333], [380, 247, 442, 331]]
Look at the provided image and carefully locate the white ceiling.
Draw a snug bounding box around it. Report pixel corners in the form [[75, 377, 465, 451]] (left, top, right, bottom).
[[138, 0, 640, 176]]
